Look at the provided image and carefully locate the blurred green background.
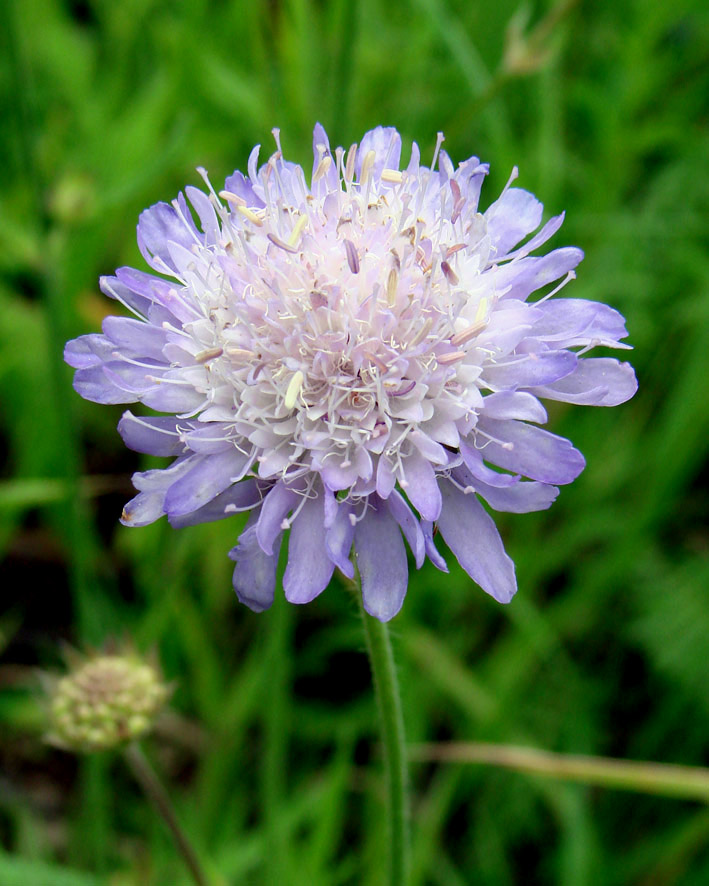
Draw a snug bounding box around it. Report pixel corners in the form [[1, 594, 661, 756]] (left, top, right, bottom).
[[1, 0, 708, 883]]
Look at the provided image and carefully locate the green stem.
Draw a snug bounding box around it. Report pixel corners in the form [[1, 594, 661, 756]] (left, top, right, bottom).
[[410, 742, 709, 803], [261, 591, 292, 882], [123, 743, 209, 886], [359, 595, 410, 886]]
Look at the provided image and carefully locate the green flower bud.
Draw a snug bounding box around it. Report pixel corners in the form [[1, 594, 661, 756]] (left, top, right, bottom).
[[45, 651, 169, 753]]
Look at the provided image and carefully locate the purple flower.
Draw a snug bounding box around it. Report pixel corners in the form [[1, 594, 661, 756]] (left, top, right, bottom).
[[65, 125, 637, 621]]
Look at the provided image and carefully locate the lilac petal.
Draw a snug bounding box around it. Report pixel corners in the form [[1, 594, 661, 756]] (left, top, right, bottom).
[[485, 188, 543, 257], [484, 350, 577, 389], [459, 440, 519, 487], [401, 453, 442, 521], [437, 480, 516, 603], [320, 458, 361, 490], [185, 186, 220, 244], [376, 455, 396, 499], [139, 380, 206, 413], [504, 212, 566, 260], [114, 267, 196, 325], [530, 358, 638, 406], [355, 498, 408, 622], [169, 479, 262, 528], [497, 248, 584, 300], [64, 335, 115, 369], [99, 274, 154, 319], [325, 501, 355, 579], [481, 391, 547, 423], [230, 522, 279, 613], [453, 466, 558, 513], [387, 491, 425, 568], [532, 299, 630, 348], [421, 521, 449, 572], [284, 493, 335, 604], [118, 412, 184, 456], [223, 169, 262, 208], [356, 126, 402, 182], [477, 418, 585, 485], [121, 457, 195, 526], [137, 201, 196, 274], [102, 316, 168, 361], [120, 491, 165, 527], [102, 361, 165, 395], [256, 481, 300, 555], [183, 424, 237, 454], [163, 449, 251, 517], [311, 122, 338, 193], [73, 366, 140, 405]]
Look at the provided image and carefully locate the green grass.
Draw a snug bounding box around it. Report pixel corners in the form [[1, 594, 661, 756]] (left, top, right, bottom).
[[1, 0, 709, 882]]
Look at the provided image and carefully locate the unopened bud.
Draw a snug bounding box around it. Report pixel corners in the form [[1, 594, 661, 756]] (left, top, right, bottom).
[[45, 651, 169, 753]]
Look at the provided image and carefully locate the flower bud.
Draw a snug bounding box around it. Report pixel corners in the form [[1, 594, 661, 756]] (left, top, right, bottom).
[[45, 652, 169, 753]]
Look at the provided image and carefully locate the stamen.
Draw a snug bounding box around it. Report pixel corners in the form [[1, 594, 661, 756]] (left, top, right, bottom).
[[409, 317, 433, 347], [284, 370, 304, 409], [195, 347, 224, 364], [437, 350, 467, 365], [386, 267, 398, 306], [312, 153, 332, 182], [381, 168, 403, 183], [236, 205, 263, 226], [345, 143, 357, 183], [450, 321, 486, 347], [441, 260, 459, 285], [366, 352, 388, 372], [431, 132, 445, 171], [268, 233, 299, 254], [219, 190, 246, 206], [344, 239, 360, 274], [287, 214, 309, 247], [359, 150, 376, 186], [225, 347, 254, 360]]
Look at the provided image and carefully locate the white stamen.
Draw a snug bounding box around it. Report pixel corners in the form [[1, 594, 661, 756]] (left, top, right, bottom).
[[284, 370, 304, 410], [437, 350, 467, 365], [195, 347, 223, 364], [236, 205, 263, 226]]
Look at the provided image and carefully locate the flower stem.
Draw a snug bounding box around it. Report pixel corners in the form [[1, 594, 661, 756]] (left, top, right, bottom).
[[123, 742, 209, 886], [359, 597, 410, 886]]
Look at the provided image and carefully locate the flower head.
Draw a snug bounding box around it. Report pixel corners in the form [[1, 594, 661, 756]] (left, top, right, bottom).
[[45, 649, 169, 752], [65, 125, 637, 621]]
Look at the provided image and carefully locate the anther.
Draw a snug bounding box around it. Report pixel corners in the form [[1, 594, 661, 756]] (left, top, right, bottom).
[[236, 205, 263, 226], [268, 233, 299, 254], [441, 261, 459, 285], [195, 347, 223, 364], [359, 150, 376, 186], [450, 321, 486, 347], [287, 214, 309, 247], [312, 154, 332, 182], [437, 350, 467, 365], [345, 143, 357, 183], [386, 267, 398, 306], [475, 297, 489, 324], [344, 239, 360, 274], [284, 370, 304, 409], [219, 190, 246, 206], [409, 318, 433, 347], [381, 168, 403, 183]]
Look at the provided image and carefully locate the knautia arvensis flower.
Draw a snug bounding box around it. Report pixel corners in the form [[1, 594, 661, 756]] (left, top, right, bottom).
[[65, 125, 637, 621], [45, 651, 169, 753]]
